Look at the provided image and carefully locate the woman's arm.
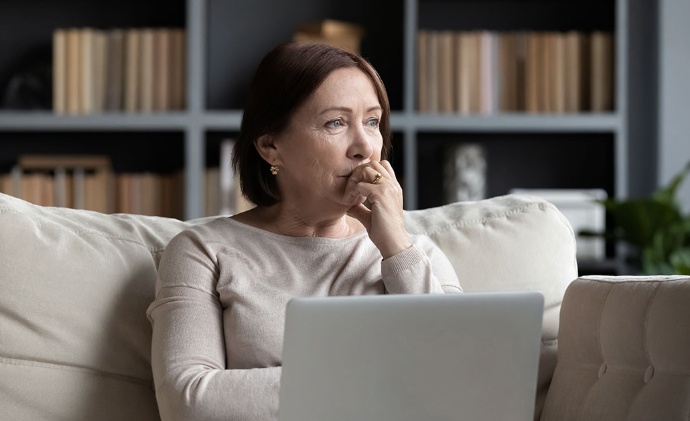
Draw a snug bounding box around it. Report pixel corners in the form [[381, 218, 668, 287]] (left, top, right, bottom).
[[147, 231, 280, 421], [380, 234, 463, 295]]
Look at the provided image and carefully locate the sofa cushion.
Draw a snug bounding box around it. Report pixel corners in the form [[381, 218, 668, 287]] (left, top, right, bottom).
[[0, 192, 576, 420], [541, 275, 690, 421], [0, 193, 210, 420], [405, 194, 578, 418]]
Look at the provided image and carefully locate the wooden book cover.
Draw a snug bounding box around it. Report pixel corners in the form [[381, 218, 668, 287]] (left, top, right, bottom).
[[139, 28, 155, 113], [590, 31, 614, 112], [438, 31, 455, 114], [106, 29, 125, 111], [53, 29, 67, 114], [66, 28, 82, 115], [125, 29, 141, 113]]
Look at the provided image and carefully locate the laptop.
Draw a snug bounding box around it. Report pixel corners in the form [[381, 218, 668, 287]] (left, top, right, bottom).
[[278, 292, 544, 421]]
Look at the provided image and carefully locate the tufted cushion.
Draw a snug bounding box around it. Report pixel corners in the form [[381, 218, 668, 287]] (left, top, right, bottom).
[[0, 192, 576, 420], [541, 275, 690, 420]]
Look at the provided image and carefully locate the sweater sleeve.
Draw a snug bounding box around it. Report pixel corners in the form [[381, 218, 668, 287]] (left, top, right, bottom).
[[380, 234, 463, 295], [146, 230, 280, 421]]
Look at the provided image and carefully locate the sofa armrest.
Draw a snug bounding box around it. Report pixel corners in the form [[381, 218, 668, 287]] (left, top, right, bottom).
[[541, 275, 690, 421]]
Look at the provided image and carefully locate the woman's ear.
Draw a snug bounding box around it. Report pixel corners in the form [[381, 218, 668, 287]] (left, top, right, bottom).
[[255, 134, 282, 166]]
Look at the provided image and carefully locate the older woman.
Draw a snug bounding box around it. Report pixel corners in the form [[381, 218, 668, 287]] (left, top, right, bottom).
[[147, 41, 462, 420]]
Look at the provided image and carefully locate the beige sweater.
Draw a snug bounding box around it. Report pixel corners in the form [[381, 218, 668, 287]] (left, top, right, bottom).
[[147, 217, 462, 421]]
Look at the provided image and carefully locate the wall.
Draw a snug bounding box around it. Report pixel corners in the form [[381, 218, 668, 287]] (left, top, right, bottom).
[[659, 0, 690, 212]]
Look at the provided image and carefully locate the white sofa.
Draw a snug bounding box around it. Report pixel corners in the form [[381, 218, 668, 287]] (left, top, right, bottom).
[[2, 192, 688, 420]]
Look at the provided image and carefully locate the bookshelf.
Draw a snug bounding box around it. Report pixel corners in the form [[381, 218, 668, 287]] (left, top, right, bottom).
[[0, 0, 658, 223]]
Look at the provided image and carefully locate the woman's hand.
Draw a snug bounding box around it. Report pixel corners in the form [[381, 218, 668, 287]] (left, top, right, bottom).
[[346, 160, 412, 259]]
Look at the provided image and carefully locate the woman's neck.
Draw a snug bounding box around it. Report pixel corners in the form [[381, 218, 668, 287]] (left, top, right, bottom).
[[232, 203, 364, 239]]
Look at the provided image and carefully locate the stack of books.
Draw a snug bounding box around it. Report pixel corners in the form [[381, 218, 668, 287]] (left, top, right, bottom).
[[52, 27, 186, 114]]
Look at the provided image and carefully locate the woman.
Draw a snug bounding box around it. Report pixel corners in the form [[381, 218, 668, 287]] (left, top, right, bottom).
[[147, 41, 462, 420]]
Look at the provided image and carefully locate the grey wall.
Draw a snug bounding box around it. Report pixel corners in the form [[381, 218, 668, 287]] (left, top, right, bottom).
[[658, 0, 690, 212]]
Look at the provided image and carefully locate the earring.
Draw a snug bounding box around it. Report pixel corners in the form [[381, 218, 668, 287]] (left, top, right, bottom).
[[270, 165, 279, 175]]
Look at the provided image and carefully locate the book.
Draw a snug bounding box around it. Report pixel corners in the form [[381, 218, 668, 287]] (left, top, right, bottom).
[[426, 31, 439, 113], [456, 32, 473, 114], [438, 31, 455, 114], [479, 31, 498, 115], [53, 28, 67, 114], [153, 29, 169, 112], [125, 29, 141, 112], [552, 32, 567, 114], [106, 29, 125, 111], [139, 28, 155, 113], [167, 28, 186, 110], [590, 31, 614, 112], [66, 28, 82, 115]]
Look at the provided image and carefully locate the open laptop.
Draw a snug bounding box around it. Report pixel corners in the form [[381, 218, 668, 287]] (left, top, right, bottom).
[[278, 292, 544, 421]]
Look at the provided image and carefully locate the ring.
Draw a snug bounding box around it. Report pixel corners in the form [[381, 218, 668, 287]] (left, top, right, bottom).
[[372, 172, 382, 184]]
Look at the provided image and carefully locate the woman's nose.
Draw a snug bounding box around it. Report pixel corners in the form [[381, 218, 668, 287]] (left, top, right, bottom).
[[347, 126, 374, 160]]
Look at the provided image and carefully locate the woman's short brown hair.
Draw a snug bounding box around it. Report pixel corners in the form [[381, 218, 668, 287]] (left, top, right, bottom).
[[232, 41, 392, 207]]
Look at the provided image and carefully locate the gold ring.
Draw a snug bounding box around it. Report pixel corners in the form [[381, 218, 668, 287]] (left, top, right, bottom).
[[372, 172, 382, 184]]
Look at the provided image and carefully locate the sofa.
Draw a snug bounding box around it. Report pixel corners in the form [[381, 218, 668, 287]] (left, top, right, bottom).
[[1, 191, 688, 420]]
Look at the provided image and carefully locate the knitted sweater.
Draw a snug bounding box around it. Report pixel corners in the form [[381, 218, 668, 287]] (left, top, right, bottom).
[[147, 217, 462, 420]]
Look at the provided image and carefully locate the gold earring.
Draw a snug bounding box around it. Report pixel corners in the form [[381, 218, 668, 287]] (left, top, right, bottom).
[[270, 165, 279, 175]]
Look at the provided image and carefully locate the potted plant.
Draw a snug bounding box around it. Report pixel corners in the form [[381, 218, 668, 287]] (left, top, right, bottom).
[[588, 161, 690, 275]]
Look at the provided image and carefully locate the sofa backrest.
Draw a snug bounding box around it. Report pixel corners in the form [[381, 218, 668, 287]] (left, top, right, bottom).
[[0, 192, 577, 420]]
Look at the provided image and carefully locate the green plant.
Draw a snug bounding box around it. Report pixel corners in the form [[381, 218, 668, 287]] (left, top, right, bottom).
[[589, 161, 690, 275]]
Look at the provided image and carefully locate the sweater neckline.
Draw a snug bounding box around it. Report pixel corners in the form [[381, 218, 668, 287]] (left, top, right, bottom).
[[222, 216, 369, 246]]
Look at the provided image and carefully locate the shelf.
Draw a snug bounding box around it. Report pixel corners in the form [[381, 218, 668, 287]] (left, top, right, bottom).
[[0, 0, 659, 220], [393, 113, 621, 132], [0, 112, 190, 131]]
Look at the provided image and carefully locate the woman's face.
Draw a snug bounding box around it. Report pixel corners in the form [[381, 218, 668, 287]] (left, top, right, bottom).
[[270, 67, 384, 211]]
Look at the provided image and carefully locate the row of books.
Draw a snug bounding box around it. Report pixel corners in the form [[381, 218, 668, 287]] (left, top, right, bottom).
[[52, 27, 186, 115], [418, 30, 615, 114], [0, 149, 255, 218], [0, 168, 185, 219]]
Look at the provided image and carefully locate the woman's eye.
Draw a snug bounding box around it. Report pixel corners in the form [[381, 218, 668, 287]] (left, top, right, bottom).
[[326, 119, 343, 128], [366, 118, 380, 127]]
